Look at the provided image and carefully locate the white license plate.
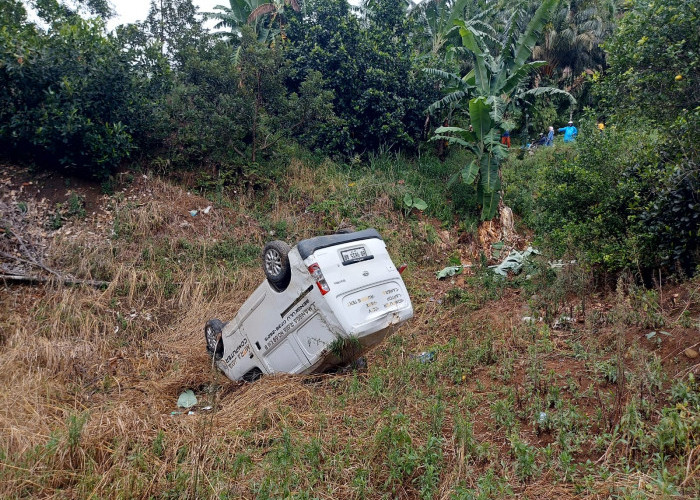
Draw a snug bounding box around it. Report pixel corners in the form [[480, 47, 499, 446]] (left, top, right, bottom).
[[341, 246, 370, 263]]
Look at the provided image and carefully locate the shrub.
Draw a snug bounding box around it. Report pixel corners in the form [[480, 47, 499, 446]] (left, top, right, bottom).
[[0, 14, 137, 178], [504, 114, 699, 276]]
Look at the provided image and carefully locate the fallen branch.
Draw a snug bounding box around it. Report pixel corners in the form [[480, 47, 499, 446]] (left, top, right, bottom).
[[0, 273, 110, 288], [681, 444, 700, 487], [1, 249, 109, 287], [0, 250, 60, 278], [676, 362, 700, 380]]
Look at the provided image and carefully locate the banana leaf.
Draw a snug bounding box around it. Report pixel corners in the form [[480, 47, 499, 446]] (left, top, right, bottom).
[[513, 0, 558, 67], [458, 26, 489, 95], [468, 97, 492, 141], [461, 160, 479, 184]]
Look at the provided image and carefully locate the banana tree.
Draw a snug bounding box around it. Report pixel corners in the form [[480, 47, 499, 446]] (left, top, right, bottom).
[[207, 0, 299, 45], [207, 0, 262, 38], [408, 0, 491, 59], [432, 97, 508, 219], [456, 0, 575, 120], [248, 0, 300, 45], [428, 0, 575, 220]]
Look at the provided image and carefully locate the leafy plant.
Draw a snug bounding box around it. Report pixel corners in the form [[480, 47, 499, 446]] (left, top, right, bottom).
[[509, 433, 538, 481], [67, 412, 88, 453], [437, 266, 463, 279], [403, 193, 428, 217], [328, 335, 362, 363], [645, 330, 670, 346], [594, 358, 620, 385], [428, 0, 574, 219], [0, 14, 136, 178], [66, 193, 86, 218], [490, 399, 516, 430]]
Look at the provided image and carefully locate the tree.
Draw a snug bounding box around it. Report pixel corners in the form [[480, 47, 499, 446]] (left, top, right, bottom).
[[285, 0, 439, 156], [524, 0, 699, 275], [428, 0, 574, 219], [148, 24, 337, 186], [0, 10, 137, 178], [248, 0, 300, 44], [532, 0, 616, 93], [598, 0, 699, 122], [32, 0, 114, 21], [593, 0, 700, 274], [207, 0, 262, 38], [144, 0, 207, 68], [408, 0, 489, 60], [206, 0, 300, 44], [0, 0, 27, 28]]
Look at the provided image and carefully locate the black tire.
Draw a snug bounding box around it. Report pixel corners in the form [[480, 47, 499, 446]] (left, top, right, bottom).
[[242, 367, 263, 383], [262, 240, 291, 291], [205, 319, 225, 360]]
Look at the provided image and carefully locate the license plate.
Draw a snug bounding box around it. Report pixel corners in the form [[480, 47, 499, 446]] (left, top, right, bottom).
[[341, 246, 370, 264]]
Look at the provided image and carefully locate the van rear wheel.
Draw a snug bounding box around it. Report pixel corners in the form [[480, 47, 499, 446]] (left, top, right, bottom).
[[262, 240, 291, 291]]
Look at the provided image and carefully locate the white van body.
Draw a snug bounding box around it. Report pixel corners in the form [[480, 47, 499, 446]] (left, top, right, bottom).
[[206, 229, 413, 382]]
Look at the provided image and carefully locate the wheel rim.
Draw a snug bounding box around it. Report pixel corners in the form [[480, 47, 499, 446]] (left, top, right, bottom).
[[264, 249, 283, 277]]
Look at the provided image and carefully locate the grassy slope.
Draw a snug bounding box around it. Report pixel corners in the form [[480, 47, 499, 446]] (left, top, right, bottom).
[[0, 158, 698, 499]]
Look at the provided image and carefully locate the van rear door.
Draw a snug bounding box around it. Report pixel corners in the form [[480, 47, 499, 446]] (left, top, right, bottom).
[[302, 234, 411, 335]]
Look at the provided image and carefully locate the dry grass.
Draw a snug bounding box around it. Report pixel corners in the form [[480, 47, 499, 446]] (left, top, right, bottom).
[[1, 166, 698, 499]]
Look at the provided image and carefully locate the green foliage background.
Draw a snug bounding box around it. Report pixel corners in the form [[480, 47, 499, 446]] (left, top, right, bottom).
[[0, 0, 697, 277], [0, 6, 136, 177]]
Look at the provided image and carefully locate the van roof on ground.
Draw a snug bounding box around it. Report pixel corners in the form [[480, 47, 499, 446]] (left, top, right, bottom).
[[297, 228, 383, 260]]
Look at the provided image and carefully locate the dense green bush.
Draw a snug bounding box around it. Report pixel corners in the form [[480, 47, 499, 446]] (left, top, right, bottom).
[[0, 8, 137, 178], [284, 0, 439, 157], [631, 112, 699, 274], [502, 142, 576, 225], [503, 114, 699, 276], [535, 123, 662, 270]]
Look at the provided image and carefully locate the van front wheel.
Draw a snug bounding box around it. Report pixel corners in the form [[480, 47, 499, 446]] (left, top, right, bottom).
[[242, 367, 263, 382], [205, 319, 225, 360], [262, 240, 291, 291]]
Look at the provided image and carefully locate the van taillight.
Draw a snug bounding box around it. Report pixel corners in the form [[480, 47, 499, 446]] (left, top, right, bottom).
[[308, 263, 330, 295], [398, 263, 407, 274]]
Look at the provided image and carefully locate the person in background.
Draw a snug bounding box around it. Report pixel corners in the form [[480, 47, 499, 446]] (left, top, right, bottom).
[[501, 129, 511, 148], [545, 126, 554, 146], [558, 121, 578, 142], [532, 132, 547, 147]]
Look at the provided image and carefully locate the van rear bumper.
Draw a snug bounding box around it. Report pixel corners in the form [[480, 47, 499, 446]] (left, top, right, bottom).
[[351, 305, 413, 346]]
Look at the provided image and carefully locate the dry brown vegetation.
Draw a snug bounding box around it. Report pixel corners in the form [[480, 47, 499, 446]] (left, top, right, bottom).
[[1, 162, 698, 499]]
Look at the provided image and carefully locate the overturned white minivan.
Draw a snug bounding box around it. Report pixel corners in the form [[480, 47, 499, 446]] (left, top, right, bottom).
[[204, 228, 413, 382]]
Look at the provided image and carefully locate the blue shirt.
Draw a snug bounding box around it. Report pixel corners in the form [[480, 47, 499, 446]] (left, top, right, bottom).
[[558, 125, 578, 142], [545, 130, 554, 146]]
